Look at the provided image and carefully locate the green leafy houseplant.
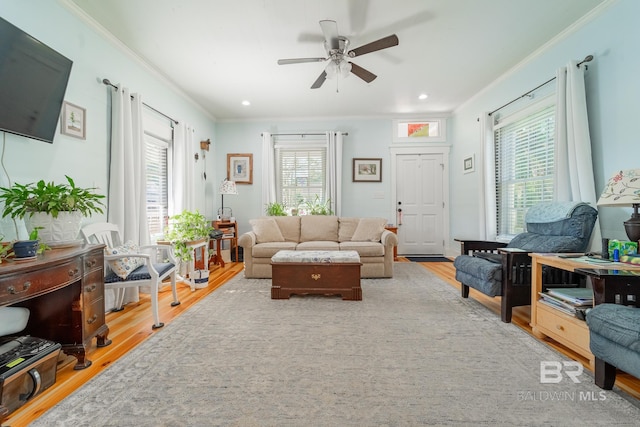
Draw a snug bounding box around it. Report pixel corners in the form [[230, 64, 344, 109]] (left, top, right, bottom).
[[303, 195, 333, 215], [164, 210, 213, 262], [0, 175, 105, 219], [265, 202, 287, 216], [0, 175, 105, 244]]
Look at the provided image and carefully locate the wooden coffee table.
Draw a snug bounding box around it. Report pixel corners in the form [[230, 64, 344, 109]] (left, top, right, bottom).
[[270, 250, 362, 300]]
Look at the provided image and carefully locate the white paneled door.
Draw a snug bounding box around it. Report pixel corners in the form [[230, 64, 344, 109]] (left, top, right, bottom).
[[396, 154, 444, 255]]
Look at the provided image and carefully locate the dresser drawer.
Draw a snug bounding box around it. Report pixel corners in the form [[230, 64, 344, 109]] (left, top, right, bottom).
[[537, 302, 590, 353], [0, 259, 82, 305], [83, 298, 105, 337], [83, 269, 104, 305]]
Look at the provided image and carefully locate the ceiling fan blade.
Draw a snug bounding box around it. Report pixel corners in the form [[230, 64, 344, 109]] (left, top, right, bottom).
[[277, 57, 326, 65], [311, 71, 327, 89], [350, 62, 377, 83], [319, 20, 340, 50], [348, 34, 399, 58]]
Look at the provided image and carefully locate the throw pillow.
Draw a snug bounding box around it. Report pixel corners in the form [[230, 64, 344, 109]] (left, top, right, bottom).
[[351, 218, 387, 242], [105, 241, 144, 279], [250, 218, 285, 243], [338, 217, 360, 242]]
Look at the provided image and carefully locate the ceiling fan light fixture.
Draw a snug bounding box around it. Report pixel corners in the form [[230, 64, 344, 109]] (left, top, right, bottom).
[[339, 60, 352, 78], [325, 60, 351, 80]]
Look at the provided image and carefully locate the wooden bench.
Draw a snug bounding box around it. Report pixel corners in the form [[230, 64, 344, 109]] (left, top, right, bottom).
[[270, 250, 362, 300]]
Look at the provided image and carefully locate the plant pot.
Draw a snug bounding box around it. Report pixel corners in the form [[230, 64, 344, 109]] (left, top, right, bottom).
[[25, 211, 83, 245], [13, 240, 38, 258]]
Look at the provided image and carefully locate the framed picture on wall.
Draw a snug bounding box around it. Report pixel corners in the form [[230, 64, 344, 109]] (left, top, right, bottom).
[[60, 101, 86, 139], [463, 154, 475, 174], [227, 153, 253, 184], [353, 158, 382, 182]]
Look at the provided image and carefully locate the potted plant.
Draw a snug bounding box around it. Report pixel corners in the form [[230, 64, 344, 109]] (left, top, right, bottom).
[[12, 227, 48, 259], [163, 210, 213, 263], [0, 175, 105, 244], [303, 195, 334, 215], [265, 202, 288, 216]]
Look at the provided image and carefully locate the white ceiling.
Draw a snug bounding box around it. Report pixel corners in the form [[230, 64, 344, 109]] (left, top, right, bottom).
[[66, 0, 605, 121]]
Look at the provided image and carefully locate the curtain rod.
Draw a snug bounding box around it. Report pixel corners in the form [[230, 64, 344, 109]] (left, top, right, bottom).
[[263, 132, 348, 137], [488, 55, 594, 117], [102, 78, 179, 124]]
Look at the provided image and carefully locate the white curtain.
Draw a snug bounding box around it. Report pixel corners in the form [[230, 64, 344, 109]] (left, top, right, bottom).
[[108, 85, 150, 308], [326, 131, 343, 216], [261, 132, 276, 209], [480, 113, 496, 240], [554, 60, 601, 249], [172, 122, 196, 214]]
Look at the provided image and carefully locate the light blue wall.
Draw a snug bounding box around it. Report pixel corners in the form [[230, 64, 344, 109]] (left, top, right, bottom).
[[2, 0, 635, 248], [215, 119, 394, 235], [449, 0, 639, 251], [0, 0, 217, 239]]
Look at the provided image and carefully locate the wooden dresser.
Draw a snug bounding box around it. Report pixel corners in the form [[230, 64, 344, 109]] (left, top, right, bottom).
[[0, 244, 111, 370]]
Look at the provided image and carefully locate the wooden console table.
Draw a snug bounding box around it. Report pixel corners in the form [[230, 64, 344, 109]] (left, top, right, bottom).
[[0, 244, 111, 370], [530, 253, 640, 368]]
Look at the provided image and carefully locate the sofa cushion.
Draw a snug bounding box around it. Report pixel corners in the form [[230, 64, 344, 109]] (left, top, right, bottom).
[[252, 242, 298, 258], [300, 215, 339, 242], [351, 217, 387, 242], [339, 241, 385, 257], [338, 217, 360, 242], [273, 216, 301, 242], [249, 218, 285, 243], [296, 241, 340, 251]]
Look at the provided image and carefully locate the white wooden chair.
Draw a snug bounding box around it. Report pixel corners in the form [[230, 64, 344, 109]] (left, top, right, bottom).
[[81, 222, 180, 329]]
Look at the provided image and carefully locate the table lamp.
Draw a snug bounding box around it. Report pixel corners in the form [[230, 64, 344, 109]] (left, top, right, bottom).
[[218, 178, 237, 221], [597, 169, 640, 243]]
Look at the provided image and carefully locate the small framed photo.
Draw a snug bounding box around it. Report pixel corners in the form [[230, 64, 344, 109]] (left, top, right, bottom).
[[353, 158, 382, 182], [60, 101, 86, 139], [463, 155, 475, 174], [227, 153, 253, 184]]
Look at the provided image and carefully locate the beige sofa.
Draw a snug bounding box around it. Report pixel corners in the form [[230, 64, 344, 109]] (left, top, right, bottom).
[[238, 215, 398, 278]]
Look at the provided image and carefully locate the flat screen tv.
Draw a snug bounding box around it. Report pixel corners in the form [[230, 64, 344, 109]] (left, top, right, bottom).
[[0, 17, 73, 143]]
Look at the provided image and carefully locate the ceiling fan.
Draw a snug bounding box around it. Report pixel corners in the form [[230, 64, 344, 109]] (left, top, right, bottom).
[[277, 20, 399, 89]]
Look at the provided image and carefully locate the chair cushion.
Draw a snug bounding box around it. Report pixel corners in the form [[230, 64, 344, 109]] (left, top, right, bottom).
[[351, 218, 387, 242], [587, 304, 640, 350], [507, 233, 583, 252], [473, 252, 502, 263], [105, 262, 174, 283], [105, 241, 144, 279], [249, 218, 285, 243], [453, 255, 502, 296]]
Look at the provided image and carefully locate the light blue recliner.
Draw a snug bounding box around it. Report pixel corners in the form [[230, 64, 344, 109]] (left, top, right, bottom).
[[454, 201, 598, 322]]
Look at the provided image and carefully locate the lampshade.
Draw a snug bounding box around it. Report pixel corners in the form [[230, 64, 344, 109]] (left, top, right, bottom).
[[597, 169, 640, 242], [219, 179, 238, 195], [218, 179, 237, 221]]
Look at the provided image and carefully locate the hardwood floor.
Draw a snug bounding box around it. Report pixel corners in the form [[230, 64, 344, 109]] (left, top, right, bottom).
[[3, 262, 244, 427], [4, 259, 639, 426]]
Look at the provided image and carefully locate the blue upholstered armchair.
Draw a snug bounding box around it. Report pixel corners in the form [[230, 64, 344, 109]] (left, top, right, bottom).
[[453, 201, 598, 322], [586, 272, 640, 389]]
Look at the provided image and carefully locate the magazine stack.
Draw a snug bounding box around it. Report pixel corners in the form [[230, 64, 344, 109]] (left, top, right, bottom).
[[538, 287, 594, 318]]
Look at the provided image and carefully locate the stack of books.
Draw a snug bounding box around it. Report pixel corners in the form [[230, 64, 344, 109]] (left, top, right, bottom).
[[538, 287, 594, 317]]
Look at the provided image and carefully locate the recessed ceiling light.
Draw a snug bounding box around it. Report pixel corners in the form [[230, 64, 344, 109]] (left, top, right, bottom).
[[418, 93, 428, 100], [242, 100, 251, 106]]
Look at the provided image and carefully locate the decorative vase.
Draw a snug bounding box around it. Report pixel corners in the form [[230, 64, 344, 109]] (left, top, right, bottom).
[[13, 239, 38, 258], [25, 211, 83, 245]]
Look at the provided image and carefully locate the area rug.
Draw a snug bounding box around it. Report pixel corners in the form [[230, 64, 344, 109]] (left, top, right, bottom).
[[31, 263, 640, 426], [405, 256, 452, 262]]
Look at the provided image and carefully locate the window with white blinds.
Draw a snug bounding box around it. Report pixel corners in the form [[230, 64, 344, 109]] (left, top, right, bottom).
[[145, 133, 170, 240], [275, 145, 327, 214], [494, 103, 555, 239]]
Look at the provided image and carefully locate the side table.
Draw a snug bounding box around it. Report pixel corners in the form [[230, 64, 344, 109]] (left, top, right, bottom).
[[210, 221, 238, 268]]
